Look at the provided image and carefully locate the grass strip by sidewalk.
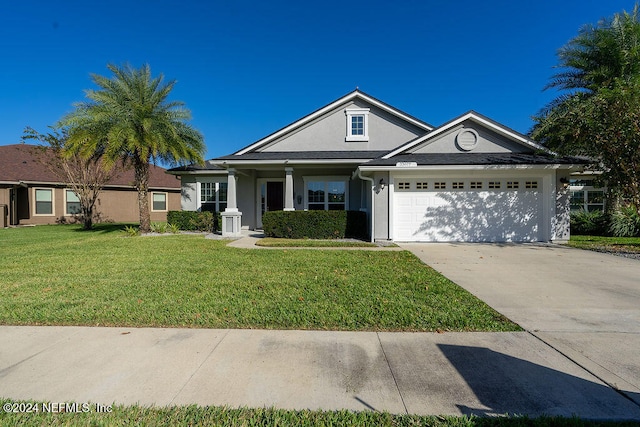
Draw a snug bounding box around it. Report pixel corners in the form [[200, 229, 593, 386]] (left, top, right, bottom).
[[567, 235, 640, 254], [255, 237, 381, 248], [0, 400, 636, 426], [0, 224, 518, 331]]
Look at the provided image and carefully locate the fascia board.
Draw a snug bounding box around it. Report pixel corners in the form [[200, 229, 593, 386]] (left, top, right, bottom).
[[166, 169, 228, 175], [382, 113, 549, 159], [358, 164, 572, 172], [235, 91, 433, 155], [215, 159, 374, 166]]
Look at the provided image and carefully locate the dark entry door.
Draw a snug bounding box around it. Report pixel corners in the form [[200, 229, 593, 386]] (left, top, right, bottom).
[[266, 181, 284, 212]]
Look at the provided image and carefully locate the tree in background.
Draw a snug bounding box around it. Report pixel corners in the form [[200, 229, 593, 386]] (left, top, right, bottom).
[[22, 126, 118, 230], [531, 4, 640, 213], [59, 64, 205, 232]]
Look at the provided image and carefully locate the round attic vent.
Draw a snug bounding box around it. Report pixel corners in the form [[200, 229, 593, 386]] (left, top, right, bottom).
[[456, 129, 479, 151]]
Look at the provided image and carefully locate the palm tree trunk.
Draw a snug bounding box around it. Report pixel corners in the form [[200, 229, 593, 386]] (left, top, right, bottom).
[[135, 159, 151, 233]]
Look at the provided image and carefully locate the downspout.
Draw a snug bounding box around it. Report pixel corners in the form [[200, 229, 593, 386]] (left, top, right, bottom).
[[354, 168, 375, 243]]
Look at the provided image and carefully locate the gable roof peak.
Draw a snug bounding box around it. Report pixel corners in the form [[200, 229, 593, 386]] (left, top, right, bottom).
[[382, 110, 549, 159], [233, 90, 433, 155]]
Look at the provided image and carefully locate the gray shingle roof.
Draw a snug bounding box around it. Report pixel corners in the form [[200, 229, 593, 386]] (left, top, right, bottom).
[[214, 151, 388, 161], [364, 153, 590, 166]]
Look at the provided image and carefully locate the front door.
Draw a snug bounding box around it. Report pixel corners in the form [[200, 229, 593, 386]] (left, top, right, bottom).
[[258, 180, 284, 228]]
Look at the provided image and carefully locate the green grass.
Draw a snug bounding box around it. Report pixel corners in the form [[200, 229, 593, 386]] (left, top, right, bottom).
[[0, 400, 635, 426], [256, 237, 380, 248], [567, 235, 640, 254], [0, 224, 518, 331]]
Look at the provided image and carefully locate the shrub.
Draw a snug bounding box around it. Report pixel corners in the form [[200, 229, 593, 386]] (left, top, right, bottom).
[[150, 222, 169, 233], [167, 211, 222, 232], [122, 225, 139, 237], [570, 209, 608, 236], [262, 210, 368, 240], [608, 205, 640, 237]]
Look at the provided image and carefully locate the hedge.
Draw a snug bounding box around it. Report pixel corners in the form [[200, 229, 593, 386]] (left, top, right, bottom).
[[167, 211, 221, 232], [262, 210, 368, 239]]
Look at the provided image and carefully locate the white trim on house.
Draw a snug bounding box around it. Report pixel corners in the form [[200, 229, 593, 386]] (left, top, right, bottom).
[[151, 191, 169, 212], [382, 112, 549, 159], [195, 178, 228, 212], [63, 188, 81, 216], [256, 178, 285, 229], [302, 176, 350, 211], [345, 108, 370, 142], [235, 90, 433, 155], [32, 187, 55, 216]]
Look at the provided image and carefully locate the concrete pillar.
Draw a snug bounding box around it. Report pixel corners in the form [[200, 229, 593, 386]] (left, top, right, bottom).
[[222, 168, 242, 237], [226, 168, 238, 212], [284, 167, 295, 211]]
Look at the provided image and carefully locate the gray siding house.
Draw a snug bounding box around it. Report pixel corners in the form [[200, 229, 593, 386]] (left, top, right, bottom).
[[168, 90, 586, 242]]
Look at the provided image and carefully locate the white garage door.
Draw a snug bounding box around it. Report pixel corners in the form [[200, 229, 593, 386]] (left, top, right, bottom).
[[393, 178, 543, 242]]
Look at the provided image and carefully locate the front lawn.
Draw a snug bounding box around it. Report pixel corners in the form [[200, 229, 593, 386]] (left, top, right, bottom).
[[255, 237, 381, 248], [1, 400, 634, 426], [0, 225, 518, 331], [567, 235, 640, 255]]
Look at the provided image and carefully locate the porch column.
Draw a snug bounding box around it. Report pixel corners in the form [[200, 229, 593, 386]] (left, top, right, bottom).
[[225, 168, 238, 212], [284, 167, 295, 211], [221, 168, 242, 237]]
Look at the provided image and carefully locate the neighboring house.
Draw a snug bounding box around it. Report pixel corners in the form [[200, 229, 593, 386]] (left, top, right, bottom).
[[0, 144, 181, 226], [168, 90, 587, 242]]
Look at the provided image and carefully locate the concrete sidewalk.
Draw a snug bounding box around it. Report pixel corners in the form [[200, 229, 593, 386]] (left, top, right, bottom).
[[1, 326, 639, 419]]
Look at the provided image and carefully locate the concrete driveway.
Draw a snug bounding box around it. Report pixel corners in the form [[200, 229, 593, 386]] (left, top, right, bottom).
[[400, 242, 640, 406]]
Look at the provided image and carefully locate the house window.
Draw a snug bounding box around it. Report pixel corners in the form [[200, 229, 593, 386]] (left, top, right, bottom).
[[507, 181, 519, 189], [570, 178, 605, 212], [452, 182, 464, 189], [416, 182, 428, 190], [470, 181, 483, 189], [345, 108, 370, 141], [34, 188, 53, 215], [199, 181, 228, 212], [304, 177, 348, 210], [525, 181, 538, 189], [434, 182, 446, 190], [488, 181, 501, 189], [65, 190, 81, 215], [398, 182, 411, 190], [151, 192, 168, 212]]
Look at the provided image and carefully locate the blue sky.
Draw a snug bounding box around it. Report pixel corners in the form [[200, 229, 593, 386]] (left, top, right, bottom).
[[0, 1, 635, 161]]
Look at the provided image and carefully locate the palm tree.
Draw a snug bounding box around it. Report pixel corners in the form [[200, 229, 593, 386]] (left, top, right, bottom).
[[60, 64, 205, 232], [531, 4, 640, 213]]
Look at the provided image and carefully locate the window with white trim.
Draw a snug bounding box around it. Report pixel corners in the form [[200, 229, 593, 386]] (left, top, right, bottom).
[[434, 182, 446, 190], [452, 182, 464, 189], [507, 181, 519, 189], [345, 108, 369, 142], [34, 188, 54, 215], [398, 182, 411, 190], [525, 181, 538, 189], [199, 181, 228, 212], [470, 181, 483, 189], [416, 182, 428, 190], [488, 181, 501, 189], [65, 190, 81, 215], [570, 179, 605, 212], [304, 177, 348, 210], [151, 192, 168, 212]]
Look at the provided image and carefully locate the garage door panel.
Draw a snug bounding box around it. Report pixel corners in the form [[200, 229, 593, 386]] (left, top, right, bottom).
[[394, 187, 542, 242]]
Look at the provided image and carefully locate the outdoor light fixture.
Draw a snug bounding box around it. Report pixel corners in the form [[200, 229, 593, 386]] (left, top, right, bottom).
[[379, 178, 386, 190], [559, 177, 570, 187]]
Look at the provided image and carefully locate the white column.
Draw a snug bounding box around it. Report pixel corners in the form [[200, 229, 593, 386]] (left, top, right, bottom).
[[284, 167, 295, 211], [225, 168, 238, 212], [221, 168, 242, 237]]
